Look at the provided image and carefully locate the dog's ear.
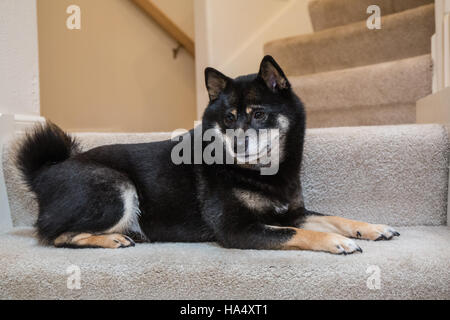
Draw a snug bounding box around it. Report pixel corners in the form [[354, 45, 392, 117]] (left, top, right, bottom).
[[205, 67, 230, 101], [258, 55, 290, 92]]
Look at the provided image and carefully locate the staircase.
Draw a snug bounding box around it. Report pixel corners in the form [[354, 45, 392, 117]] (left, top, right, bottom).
[[0, 0, 448, 300], [264, 0, 435, 128]]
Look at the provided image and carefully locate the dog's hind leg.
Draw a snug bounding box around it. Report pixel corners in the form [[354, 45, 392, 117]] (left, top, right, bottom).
[[54, 232, 135, 248], [34, 161, 144, 248], [51, 183, 141, 249]]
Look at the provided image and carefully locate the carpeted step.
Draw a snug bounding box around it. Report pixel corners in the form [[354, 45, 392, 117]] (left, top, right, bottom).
[[1, 225, 449, 299], [291, 54, 432, 128], [309, 0, 433, 31], [2, 124, 448, 228], [264, 4, 435, 76]]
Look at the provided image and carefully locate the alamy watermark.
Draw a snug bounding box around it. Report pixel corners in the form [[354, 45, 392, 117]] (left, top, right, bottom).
[[367, 5, 381, 29], [66, 265, 81, 290], [170, 122, 281, 175], [366, 265, 381, 290], [66, 5, 81, 30]]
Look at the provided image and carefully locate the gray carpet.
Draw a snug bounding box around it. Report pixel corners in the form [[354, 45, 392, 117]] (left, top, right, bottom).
[[264, 1, 434, 128], [308, 0, 433, 31], [0, 226, 448, 299], [291, 55, 432, 128], [264, 4, 434, 77]]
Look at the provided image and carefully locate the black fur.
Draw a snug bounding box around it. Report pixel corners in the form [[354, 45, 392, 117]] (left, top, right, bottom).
[[16, 55, 319, 249], [16, 122, 80, 187]]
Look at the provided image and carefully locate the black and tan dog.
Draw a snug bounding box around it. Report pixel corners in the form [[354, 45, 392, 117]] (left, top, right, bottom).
[[16, 56, 399, 254]]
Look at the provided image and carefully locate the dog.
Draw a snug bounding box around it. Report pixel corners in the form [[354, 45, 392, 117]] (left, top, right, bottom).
[[16, 55, 399, 254]]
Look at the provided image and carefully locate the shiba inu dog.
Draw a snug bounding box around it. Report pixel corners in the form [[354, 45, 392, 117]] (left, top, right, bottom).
[[16, 56, 399, 254]]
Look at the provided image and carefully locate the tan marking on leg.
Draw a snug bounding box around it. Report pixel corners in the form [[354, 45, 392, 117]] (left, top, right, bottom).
[[54, 233, 91, 247], [54, 232, 135, 248], [279, 227, 362, 254], [230, 109, 237, 117], [301, 216, 400, 241]]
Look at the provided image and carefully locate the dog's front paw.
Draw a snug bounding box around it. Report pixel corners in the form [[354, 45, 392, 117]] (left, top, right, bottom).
[[283, 229, 363, 254], [356, 224, 400, 241], [324, 233, 363, 255]]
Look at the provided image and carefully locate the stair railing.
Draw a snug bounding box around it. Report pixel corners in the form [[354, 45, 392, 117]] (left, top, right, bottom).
[[131, 0, 195, 58]]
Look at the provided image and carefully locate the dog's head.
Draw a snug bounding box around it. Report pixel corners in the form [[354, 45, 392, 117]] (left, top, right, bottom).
[[201, 56, 305, 174]]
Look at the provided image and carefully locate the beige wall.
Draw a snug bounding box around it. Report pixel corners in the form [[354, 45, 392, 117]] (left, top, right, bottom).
[[153, 0, 195, 39], [194, 0, 313, 117], [38, 0, 196, 132]]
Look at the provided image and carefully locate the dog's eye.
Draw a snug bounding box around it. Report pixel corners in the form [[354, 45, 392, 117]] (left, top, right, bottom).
[[253, 111, 266, 120], [224, 113, 236, 126]]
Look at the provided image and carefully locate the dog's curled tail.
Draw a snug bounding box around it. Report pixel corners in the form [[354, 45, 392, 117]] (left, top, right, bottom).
[[16, 121, 80, 189]]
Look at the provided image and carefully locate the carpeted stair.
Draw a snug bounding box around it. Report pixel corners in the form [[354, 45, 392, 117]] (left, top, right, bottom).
[[291, 55, 432, 127], [264, 0, 435, 128], [309, 0, 433, 32], [1, 126, 449, 299]]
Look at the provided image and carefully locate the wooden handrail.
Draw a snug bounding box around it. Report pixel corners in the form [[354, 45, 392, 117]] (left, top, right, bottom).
[[131, 0, 195, 58]]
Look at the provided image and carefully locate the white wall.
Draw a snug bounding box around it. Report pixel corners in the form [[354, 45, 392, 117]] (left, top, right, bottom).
[[0, 0, 40, 230], [194, 0, 313, 118], [0, 115, 13, 232], [0, 1, 40, 232], [0, 0, 40, 117]]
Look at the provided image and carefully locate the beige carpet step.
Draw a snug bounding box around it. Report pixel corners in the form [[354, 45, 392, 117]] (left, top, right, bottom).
[[1, 225, 449, 299], [309, 0, 433, 31], [291, 55, 432, 128], [264, 4, 434, 77]]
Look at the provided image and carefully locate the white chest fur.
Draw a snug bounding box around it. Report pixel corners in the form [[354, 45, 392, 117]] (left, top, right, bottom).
[[233, 188, 293, 214]]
